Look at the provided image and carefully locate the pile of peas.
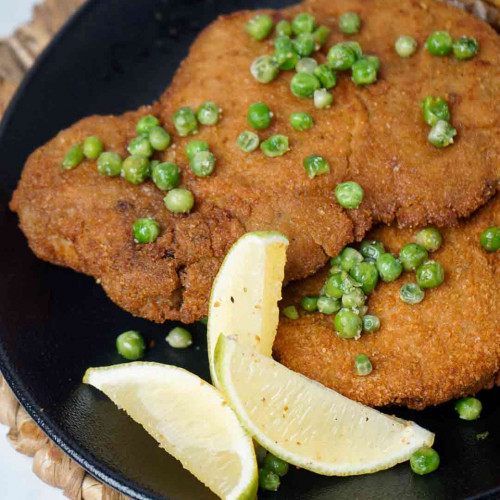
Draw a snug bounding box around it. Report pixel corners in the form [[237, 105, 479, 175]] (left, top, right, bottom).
[[284, 227, 447, 376], [61, 103, 221, 244], [257, 447, 290, 492], [246, 11, 379, 105]]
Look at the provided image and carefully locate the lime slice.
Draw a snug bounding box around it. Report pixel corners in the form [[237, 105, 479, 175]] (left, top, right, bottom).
[[207, 231, 288, 387], [215, 337, 435, 476], [84, 363, 257, 499]]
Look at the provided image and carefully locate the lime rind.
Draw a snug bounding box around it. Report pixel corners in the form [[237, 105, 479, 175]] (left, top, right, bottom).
[[215, 336, 435, 476], [84, 362, 258, 500]]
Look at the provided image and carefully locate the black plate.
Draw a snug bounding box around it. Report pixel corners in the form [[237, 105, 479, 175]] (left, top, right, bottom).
[[0, 0, 499, 498]]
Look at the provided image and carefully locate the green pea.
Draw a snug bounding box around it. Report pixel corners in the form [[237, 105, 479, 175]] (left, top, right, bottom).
[[133, 218, 160, 244], [324, 273, 344, 299], [301, 295, 318, 312], [259, 468, 280, 492], [290, 112, 314, 131], [292, 13, 316, 35], [376, 253, 403, 282], [400, 282, 425, 304], [137, 115, 159, 135], [454, 397, 482, 420], [399, 243, 428, 271], [294, 33, 316, 57], [350, 261, 379, 294], [303, 154, 330, 179], [282, 305, 299, 319], [250, 55, 280, 83], [314, 89, 333, 109], [352, 58, 378, 85], [340, 247, 364, 272], [97, 152, 122, 177], [173, 107, 198, 136], [312, 25, 330, 47], [122, 155, 150, 184], [395, 36, 418, 58], [275, 49, 300, 71], [314, 64, 337, 89], [149, 126, 171, 151], [453, 36, 479, 60], [354, 354, 372, 376], [261, 135, 289, 157], [275, 35, 293, 50], [151, 162, 181, 191], [185, 140, 209, 160], [415, 227, 442, 252], [247, 102, 273, 130], [190, 151, 216, 177], [361, 55, 380, 71], [340, 271, 363, 294], [62, 143, 84, 170], [164, 188, 194, 213], [275, 20, 292, 37], [166, 326, 192, 348], [360, 240, 385, 261], [290, 72, 321, 98], [317, 295, 341, 315], [262, 454, 289, 477], [83, 136, 103, 160], [275, 40, 300, 70], [330, 255, 341, 266], [296, 57, 318, 74], [420, 96, 450, 127], [344, 41, 363, 58], [426, 31, 453, 56], [127, 135, 153, 157], [335, 181, 364, 209], [428, 120, 457, 148], [339, 12, 361, 34], [116, 330, 146, 360], [363, 315, 380, 333], [327, 43, 357, 70], [342, 288, 366, 308], [410, 448, 440, 475], [196, 101, 220, 125], [416, 260, 444, 288], [246, 14, 274, 41], [334, 308, 362, 339], [237, 131, 260, 152], [480, 226, 500, 252]]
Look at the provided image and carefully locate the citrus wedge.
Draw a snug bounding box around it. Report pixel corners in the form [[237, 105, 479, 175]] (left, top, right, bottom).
[[207, 231, 288, 387], [215, 336, 435, 476], [84, 363, 257, 500]]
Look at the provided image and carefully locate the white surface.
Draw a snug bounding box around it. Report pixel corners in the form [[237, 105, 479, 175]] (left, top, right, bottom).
[[0, 0, 41, 37], [1, 0, 61, 494], [0, 424, 62, 499]]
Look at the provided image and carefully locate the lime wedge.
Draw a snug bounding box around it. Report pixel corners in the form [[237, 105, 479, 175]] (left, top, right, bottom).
[[207, 231, 288, 387], [215, 336, 434, 476], [84, 363, 257, 499]]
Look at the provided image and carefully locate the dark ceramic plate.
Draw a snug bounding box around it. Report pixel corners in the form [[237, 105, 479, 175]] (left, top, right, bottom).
[[0, 0, 499, 498]]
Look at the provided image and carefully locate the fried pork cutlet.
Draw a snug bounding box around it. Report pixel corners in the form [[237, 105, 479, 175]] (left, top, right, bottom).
[[274, 196, 500, 410], [11, 0, 500, 323]]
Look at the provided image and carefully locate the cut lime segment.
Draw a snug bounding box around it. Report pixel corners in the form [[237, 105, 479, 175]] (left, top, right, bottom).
[[84, 363, 257, 500], [215, 337, 434, 476], [208, 231, 288, 387]]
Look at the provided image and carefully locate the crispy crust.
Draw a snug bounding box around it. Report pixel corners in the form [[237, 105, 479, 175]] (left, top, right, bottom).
[[10, 0, 499, 323], [274, 195, 500, 409]]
